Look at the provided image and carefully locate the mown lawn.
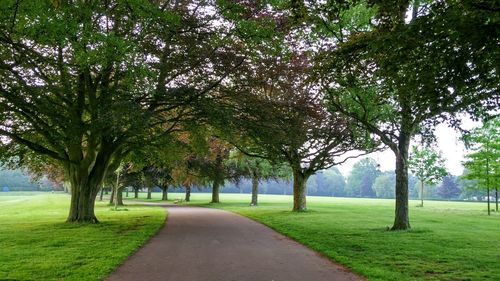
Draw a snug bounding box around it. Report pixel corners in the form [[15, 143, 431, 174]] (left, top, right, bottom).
[[0, 192, 166, 281], [154, 191, 499, 281]]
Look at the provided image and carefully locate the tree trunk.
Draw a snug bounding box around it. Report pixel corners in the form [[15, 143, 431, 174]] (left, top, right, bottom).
[[125, 188, 129, 198], [495, 186, 498, 212], [65, 163, 106, 223], [420, 180, 424, 207], [116, 186, 124, 206], [134, 187, 138, 198], [250, 175, 259, 206], [185, 186, 191, 202], [109, 185, 124, 206], [67, 184, 99, 223], [292, 169, 308, 211], [147, 187, 152, 199], [487, 158, 490, 215], [109, 187, 115, 204], [161, 185, 168, 201], [487, 186, 490, 216], [211, 180, 220, 203], [391, 135, 411, 230], [99, 186, 104, 201]]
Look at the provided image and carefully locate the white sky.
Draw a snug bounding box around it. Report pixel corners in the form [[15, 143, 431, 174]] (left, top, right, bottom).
[[336, 116, 481, 177]]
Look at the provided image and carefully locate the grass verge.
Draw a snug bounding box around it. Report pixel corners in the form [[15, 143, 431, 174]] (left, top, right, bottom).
[[0, 192, 166, 281], [157, 192, 499, 281]]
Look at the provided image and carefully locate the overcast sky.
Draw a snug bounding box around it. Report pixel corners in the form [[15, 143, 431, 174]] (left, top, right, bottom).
[[335, 116, 481, 177]]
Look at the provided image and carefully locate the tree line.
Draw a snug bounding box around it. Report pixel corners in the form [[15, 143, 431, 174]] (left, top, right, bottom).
[[0, 0, 497, 230]]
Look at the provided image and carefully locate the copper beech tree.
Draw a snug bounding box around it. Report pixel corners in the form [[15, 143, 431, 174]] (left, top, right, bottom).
[[203, 49, 378, 211]]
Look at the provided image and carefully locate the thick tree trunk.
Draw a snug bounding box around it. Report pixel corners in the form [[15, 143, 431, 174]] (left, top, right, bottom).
[[147, 187, 152, 199], [292, 169, 309, 211], [250, 175, 259, 206], [161, 185, 168, 201], [65, 162, 106, 223], [391, 135, 411, 230], [211, 181, 220, 203], [116, 186, 124, 206], [67, 184, 99, 223], [134, 188, 138, 198], [185, 186, 191, 202]]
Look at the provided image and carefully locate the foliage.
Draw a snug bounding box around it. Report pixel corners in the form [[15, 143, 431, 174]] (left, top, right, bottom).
[[0, 0, 245, 222], [372, 172, 395, 199], [311, 167, 346, 197], [316, 0, 499, 229], [346, 158, 380, 197], [0, 168, 38, 190], [409, 145, 448, 187], [462, 118, 500, 191], [437, 175, 461, 199], [409, 144, 448, 205]]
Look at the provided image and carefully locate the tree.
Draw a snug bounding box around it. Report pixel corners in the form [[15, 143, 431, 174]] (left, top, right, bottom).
[[373, 172, 396, 199], [346, 158, 380, 198], [314, 0, 498, 229], [229, 151, 290, 206], [0, 1, 243, 222], [143, 166, 173, 201], [463, 118, 500, 214], [409, 145, 448, 206], [457, 173, 486, 201], [188, 138, 246, 203], [437, 176, 461, 200], [202, 44, 377, 211], [314, 167, 346, 197]]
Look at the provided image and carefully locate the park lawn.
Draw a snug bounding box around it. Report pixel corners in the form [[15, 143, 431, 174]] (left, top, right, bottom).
[[158, 192, 499, 281], [0, 192, 166, 281]]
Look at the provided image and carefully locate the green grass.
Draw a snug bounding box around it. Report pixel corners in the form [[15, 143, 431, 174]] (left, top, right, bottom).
[[161, 192, 499, 281], [0, 192, 166, 281]]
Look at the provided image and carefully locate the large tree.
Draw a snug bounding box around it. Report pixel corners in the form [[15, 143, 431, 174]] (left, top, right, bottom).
[[314, 0, 498, 229], [204, 52, 377, 211], [0, 1, 243, 222]]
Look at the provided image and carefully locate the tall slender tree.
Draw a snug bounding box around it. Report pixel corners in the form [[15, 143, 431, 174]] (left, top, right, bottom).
[[463, 118, 500, 215], [409, 145, 448, 207]]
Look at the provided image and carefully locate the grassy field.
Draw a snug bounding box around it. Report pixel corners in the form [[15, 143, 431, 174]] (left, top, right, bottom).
[[0, 192, 166, 281], [143, 191, 499, 281]]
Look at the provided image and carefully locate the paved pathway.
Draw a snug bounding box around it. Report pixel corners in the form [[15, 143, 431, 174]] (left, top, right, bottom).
[[106, 204, 364, 281]]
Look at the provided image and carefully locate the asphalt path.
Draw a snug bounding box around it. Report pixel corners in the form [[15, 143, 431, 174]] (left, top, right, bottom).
[[106, 204, 364, 281]]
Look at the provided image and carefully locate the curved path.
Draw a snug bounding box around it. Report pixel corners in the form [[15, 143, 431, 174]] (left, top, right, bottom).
[[107, 204, 363, 281]]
